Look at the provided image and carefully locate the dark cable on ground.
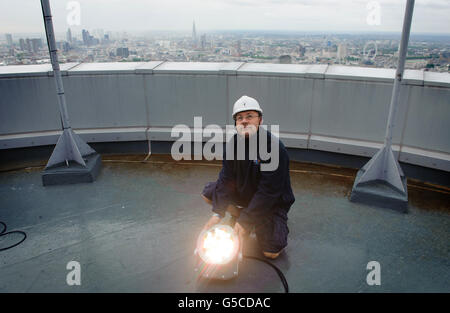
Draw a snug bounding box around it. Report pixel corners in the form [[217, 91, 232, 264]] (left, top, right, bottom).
[[1, 218, 290, 293], [0, 221, 27, 252], [243, 254, 289, 293], [196, 254, 290, 293]]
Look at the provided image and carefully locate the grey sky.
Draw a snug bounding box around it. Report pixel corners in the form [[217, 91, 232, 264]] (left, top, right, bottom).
[[1, 0, 449, 35]]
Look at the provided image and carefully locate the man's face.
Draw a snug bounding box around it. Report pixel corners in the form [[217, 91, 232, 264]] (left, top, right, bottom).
[[235, 110, 262, 138]]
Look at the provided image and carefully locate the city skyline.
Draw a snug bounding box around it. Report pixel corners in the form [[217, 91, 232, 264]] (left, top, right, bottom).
[[3, 26, 449, 72], [1, 1, 448, 72]]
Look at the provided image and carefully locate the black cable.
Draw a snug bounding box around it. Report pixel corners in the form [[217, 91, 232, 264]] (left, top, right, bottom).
[[243, 255, 289, 293], [0, 221, 27, 252]]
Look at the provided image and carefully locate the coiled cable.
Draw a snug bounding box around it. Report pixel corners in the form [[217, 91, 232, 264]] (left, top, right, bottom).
[[0, 221, 27, 252]]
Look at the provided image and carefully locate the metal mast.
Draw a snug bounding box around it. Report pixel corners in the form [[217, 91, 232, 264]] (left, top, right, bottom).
[[350, 0, 415, 211], [40, 0, 101, 185]]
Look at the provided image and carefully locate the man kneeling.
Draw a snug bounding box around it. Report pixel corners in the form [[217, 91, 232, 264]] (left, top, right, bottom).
[[202, 95, 295, 259]]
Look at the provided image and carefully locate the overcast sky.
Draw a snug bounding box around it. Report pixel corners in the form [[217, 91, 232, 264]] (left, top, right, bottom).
[[1, 0, 449, 35]]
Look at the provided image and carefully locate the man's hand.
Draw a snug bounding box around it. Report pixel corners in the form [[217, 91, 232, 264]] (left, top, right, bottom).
[[203, 215, 221, 230], [234, 222, 247, 240]]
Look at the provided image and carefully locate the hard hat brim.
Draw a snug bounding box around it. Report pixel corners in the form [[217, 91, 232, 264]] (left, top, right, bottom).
[[232, 108, 263, 119]]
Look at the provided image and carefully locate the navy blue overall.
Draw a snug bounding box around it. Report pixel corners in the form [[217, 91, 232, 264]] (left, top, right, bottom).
[[202, 128, 295, 253]]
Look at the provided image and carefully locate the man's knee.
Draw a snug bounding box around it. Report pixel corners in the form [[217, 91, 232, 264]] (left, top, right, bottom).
[[258, 212, 288, 260]]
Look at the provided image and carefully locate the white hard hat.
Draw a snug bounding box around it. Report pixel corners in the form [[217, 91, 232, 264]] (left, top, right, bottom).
[[232, 95, 263, 119]]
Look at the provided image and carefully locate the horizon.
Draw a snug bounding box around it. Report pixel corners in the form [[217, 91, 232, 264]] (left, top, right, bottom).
[[3, 29, 450, 37]]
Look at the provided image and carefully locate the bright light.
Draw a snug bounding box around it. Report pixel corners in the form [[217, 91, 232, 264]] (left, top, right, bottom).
[[198, 225, 238, 265]]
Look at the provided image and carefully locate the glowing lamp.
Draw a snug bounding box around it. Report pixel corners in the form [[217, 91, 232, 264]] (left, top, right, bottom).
[[194, 225, 242, 280]]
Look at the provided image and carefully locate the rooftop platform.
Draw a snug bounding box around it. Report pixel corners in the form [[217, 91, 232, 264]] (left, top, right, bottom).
[[0, 153, 448, 292], [0, 61, 449, 292]]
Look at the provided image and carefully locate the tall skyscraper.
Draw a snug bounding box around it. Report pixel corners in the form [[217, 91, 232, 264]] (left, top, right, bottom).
[[82, 29, 88, 45], [67, 28, 72, 43], [19, 38, 26, 51], [5, 34, 13, 47], [192, 20, 197, 48]]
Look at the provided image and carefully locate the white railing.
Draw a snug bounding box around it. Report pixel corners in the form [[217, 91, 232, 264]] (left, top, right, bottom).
[[0, 62, 449, 171]]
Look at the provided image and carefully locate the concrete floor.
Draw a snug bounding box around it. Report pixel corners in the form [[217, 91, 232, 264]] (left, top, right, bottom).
[[0, 154, 449, 292]]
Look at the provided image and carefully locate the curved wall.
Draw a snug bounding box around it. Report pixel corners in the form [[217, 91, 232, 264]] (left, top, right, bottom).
[[0, 62, 449, 172]]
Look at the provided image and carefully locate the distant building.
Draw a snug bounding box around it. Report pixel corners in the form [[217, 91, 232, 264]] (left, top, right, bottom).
[[5, 34, 13, 47], [82, 29, 96, 46], [337, 44, 347, 63], [30, 38, 42, 53], [67, 28, 72, 43], [279, 55, 292, 64], [298, 44, 306, 57], [25, 39, 32, 52], [236, 40, 241, 56], [82, 29, 89, 45], [192, 20, 197, 48], [116, 47, 129, 58], [59, 41, 70, 53], [201, 34, 206, 51], [19, 39, 26, 51]]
